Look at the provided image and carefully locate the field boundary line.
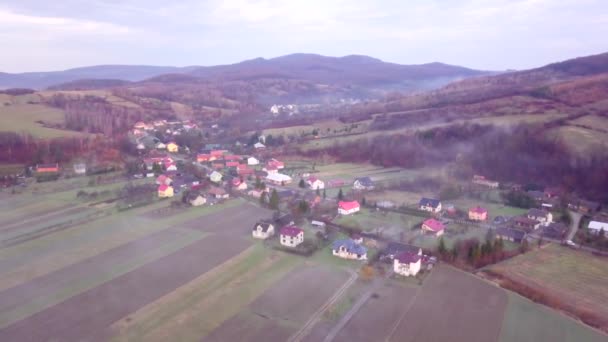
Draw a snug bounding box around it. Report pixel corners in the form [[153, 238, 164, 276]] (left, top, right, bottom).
[[384, 272, 430, 342]]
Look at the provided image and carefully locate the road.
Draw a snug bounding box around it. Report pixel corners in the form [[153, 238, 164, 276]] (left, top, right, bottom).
[[567, 210, 582, 241]]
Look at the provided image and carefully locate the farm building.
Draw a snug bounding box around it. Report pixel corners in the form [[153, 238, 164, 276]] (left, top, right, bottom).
[[252, 222, 275, 239], [393, 251, 421, 277], [209, 171, 223, 183], [527, 208, 553, 225], [306, 176, 325, 190], [468, 206, 488, 221], [471, 175, 499, 188], [157, 184, 174, 198], [73, 163, 86, 175], [496, 226, 527, 243], [266, 173, 292, 185], [279, 226, 304, 247], [419, 198, 442, 213], [247, 157, 260, 165], [353, 176, 374, 190], [421, 218, 445, 236], [187, 193, 207, 207], [166, 142, 179, 153], [588, 221, 608, 235], [254, 142, 266, 149], [332, 239, 368, 260], [208, 187, 229, 199], [338, 201, 360, 215], [36, 163, 59, 173]]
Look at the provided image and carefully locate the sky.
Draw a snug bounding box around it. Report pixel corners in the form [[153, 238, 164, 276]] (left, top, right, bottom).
[[0, 0, 607, 73]]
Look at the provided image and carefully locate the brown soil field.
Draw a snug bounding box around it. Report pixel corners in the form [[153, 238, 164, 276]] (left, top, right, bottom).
[[388, 265, 507, 342], [334, 281, 419, 342], [0, 203, 75, 230], [0, 234, 250, 342], [0, 207, 90, 236], [0, 229, 188, 318], [205, 265, 350, 342], [179, 203, 273, 236]]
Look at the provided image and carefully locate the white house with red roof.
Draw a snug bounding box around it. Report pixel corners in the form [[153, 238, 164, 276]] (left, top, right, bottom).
[[156, 174, 172, 186], [267, 158, 284, 169], [338, 201, 361, 215], [422, 218, 445, 236], [164, 160, 177, 171], [306, 176, 325, 190], [232, 178, 248, 191], [468, 206, 488, 221], [247, 157, 260, 165], [279, 226, 304, 247], [393, 251, 422, 276]]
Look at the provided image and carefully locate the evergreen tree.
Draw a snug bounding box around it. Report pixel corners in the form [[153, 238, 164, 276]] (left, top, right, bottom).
[[259, 192, 267, 206], [361, 197, 366, 206], [316, 187, 321, 196], [152, 162, 162, 175], [338, 188, 344, 200], [520, 239, 530, 253], [437, 236, 447, 256], [323, 188, 326, 199], [299, 179, 306, 188], [298, 200, 309, 214], [269, 189, 279, 209]]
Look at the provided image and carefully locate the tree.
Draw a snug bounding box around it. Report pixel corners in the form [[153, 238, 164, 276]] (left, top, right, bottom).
[[359, 265, 375, 281], [152, 162, 162, 175], [269, 189, 279, 209], [437, 236, 447, 256], [298, 200, 310, 215], [298, 179, 306, 188], [259, 192, 267, 206], [337, 188, 344, 200], [361, 197, 366, 206], [520, 239, 530, 253], [316, 187, 321, 196], [323, 188, 326, 199]]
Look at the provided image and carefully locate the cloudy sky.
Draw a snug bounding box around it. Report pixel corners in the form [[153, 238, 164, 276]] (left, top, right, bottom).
[[0, 0, 606, 72]]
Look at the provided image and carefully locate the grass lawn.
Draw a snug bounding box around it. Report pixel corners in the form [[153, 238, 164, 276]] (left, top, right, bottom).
[[489, 243, 608, 326], [500, 292, 608, 342], [450, 197, 528, 220], [0, 103, 87, 138], [333, 208, 423, 240]]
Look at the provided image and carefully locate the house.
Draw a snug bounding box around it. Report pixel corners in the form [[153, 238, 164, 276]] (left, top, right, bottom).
[[579, 200, 601, 214], [303, 192, 321, 208], [421, 218, 445, 236], [353, 177, 374, 190], [263, 165, 279, 174], [254, 142, 266, 149], [394, 251, 422, 277], [471, 175, 499, 188], [237, 165, 255, 176], [332, 239, 368, 260], [267, 158, 285, 169], [252, 222, 275, 239], [327, 179, 346, 188], [496, 226, 527, 243], [247, 157, 260, 165], [588, 221, 608, 235], [338, 201, 360, 215], [527, 208, 553, 225], [419, 198, 442, 213], [36, 164, 59, 173], [527, 190, 545, 202], [197, 154, 213, 163], [209, 171, 223, 183], [158, 184, 174, 198], [541, 222, 569, 240], [156, 174, 172, 186], [266, 173, 292, 185], [164, 161, 177, 172], [166, 142, 179, 153], [231, 178, 248, 190], [468, 206, 488, 221], [136, 142, 146, 151], [134, 121, 146, 129], [212, 163, 224, 170], [380, 242, 421, 262], [512, 216, 540, 232], [276, 213, 295, 227], [208, 187, 229, 199], [544, 187, 562, 199], [376, 200, 396, 209], [224, 155, 241, 161], [73, 163, 86, 175], [306, 177, 325, 190], [187, 193, 207, 207], [279, 226, 304, 247]]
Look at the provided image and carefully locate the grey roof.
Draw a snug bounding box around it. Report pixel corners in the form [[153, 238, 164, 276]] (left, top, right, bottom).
[[383, 242, 421, 258], [541, 222, 568, 239], [496, 227, 527, 241], [332, 239, 367, 255], [253, 222, 273, 232], [527, 208, 549, 218], [354, 177, 374, 186], [419, 197, 441, 208]]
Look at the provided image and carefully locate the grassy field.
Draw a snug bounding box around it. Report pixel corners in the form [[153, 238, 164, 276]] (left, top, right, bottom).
[[549, 125, 608, 154], [450, 197, 528, 220], [0, 102, 85, 138], [488, 243, 608, 330], [567, 114, 608, 132]]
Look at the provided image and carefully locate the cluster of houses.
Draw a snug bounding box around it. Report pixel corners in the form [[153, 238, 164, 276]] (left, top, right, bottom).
[[495, 208, 555, 243]]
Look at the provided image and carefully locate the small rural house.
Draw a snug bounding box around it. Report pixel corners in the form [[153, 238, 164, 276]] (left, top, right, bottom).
[[226, 161, 240, 168], [252, 222, 275, 239], [36, 163, 59, 173], [197, 154, 213, 162], [166, 142, 179, 153], [232, 178, 248, 191], [248, 189, 267, 198], [208, 187, 229, 199], [155, 142, 166, 150], [513, 216, 540, 231], [254, 142, 266, 149], [209, 171, 223, 183], [332, 239, 368, 260], [157, 184, 174, 198], [468, 206, 488, 221], [247, 157, 260, 165], [588, 221, 608, 235], [541, 222, 569, 240], [353, 177, 374, 190], [279, 226, 304, 247], [338, 201, 361, 215], [421, 218, 445, 236], [381, 242, 422, 262], [496, 226, 527, 243], [527, 190, 545, 202], [164, 161, 178, 172], [527, 208, 553, 225], [73, 163, 86, 175], [306, 177, 325, 190], [188, 193, 207, 207], [419, 198, 442, 213], [263, 165, 279, 174], [393, 251, 421, 277], [266, 173, 292, 185], [267, 158, 285, 169], [156, 174, 172, 186]]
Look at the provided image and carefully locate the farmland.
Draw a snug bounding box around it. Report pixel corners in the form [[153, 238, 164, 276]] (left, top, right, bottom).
[[0, 102, 86, 138]]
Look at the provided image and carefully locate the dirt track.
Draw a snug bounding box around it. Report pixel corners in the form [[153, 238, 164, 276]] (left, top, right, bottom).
[[0, 234, 250, 342]]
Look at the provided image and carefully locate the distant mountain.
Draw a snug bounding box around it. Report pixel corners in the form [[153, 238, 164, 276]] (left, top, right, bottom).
[[0, 65, 198, 90], [0, 54, 486, 91], [47, 79, 132, 91]]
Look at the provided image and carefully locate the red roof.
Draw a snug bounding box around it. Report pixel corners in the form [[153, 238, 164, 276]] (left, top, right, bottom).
[[469, 206, 488, 214], [267, 159, 284, 168], [197, 154, 211, 161], [307, 176, 319, 183], [265, 165, 278, 171], [232, 178, 242, 186], [158, 184, 170, 192], [339, 201, 360, 211], [226, 161, 240, 167], [224, 155, 241, 161], [210, 150, 226, 156], [422, 218, 445, 232], [280, 225, 303, 237], [395, 251, 421, 264]]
